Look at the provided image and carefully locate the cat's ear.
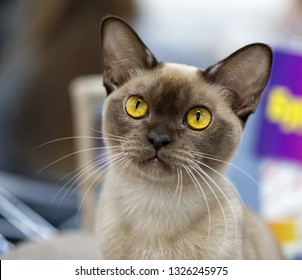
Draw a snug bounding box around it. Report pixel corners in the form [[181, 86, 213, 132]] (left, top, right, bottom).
[[204, 43, 272, 122], [101, 16, 158, 94]]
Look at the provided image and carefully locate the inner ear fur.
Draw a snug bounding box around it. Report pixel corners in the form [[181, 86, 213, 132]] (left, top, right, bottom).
[[204, 43, 273, 122], [101, 16, 158, 94]]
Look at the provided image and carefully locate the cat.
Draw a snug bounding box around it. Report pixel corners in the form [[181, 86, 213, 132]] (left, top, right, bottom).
[[95, 16, 283, 260], [2, 15, 283, 261]]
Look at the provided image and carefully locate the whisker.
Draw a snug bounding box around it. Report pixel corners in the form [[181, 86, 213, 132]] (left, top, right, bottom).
[[70, 152, 127, 196], [189, 162, 235, 244], [55, 160, 105, 207], [192, 151, 262, 191], [34, 136, 106, 150], [178, 168, 184, 207], [192, 151, 224, 160], [34, 131, 127, 152], [172, 167, 180, 200], [89, 128, 128, 139], [76, 155, 130, 224], [59, 146, 121, 181], [96, 136, 128, 143], [113, 158, 133, 192], [36, 146, 120, 174], [57, 156, 111, 206], [172, 167, 183, 207], [75, 164, 104, 226], [52, 152, 124, 206], [182, 163, 212, 238], [192, 158, 248, 215]]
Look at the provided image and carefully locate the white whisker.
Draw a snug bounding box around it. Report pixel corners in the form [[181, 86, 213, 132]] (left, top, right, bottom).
[[182, 163, 212, 238], [113, 158, 133, 192], [76, 156, 130, 224], [173, 167, 183, 207], [88, 128, 128, 141], [34, 136, 105, 150], [53, 152, 124, 207], [58, 157, 109, 205], [70, 152, 127, 196], [189, 162, 233, 246], [36, 146, 120, 174], [192, 151, 262, 191], [59, 146, 122, 181], [192, 157, 248, 215]]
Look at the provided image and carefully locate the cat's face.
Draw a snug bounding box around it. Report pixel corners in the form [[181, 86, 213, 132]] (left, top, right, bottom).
[[100, 16, 272, 183], [102, 64, 242, 182]]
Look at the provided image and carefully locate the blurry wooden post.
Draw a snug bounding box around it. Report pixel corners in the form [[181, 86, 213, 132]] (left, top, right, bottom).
[[69, 75, 106, 231]]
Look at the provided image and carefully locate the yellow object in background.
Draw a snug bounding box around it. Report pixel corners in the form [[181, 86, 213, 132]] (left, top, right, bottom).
[[268, 219, 298, 244]]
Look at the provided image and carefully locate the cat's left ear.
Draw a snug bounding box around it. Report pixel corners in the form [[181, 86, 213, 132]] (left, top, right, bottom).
[[204, 43, 272, 122], [101, 16, 158, 94]]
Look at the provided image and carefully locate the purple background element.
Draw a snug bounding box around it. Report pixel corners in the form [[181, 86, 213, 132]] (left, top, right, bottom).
[[256, 49, 302, 163]]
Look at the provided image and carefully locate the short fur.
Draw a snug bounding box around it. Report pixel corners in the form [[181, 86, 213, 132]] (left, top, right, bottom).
[[95, 16, 283, 259], [2, 16, 283, 261]]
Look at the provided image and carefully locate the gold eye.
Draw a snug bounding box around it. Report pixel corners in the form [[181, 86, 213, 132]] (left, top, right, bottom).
[[185, 107, 212, 130], [125, 96, 149, 119]]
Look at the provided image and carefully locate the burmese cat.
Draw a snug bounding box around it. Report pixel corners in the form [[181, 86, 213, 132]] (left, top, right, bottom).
[[95, 16, 283, 260], [2, 15, 283, 261]]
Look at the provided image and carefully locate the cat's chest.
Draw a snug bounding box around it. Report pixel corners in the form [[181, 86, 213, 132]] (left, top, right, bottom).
[[101, 222, 238, 259], [112, 181, 207, 234], [97, 175, 242, 259]]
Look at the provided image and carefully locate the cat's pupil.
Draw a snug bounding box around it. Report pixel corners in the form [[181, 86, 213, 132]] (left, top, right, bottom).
[[135, 100, 141, 109], [196, 111, 201, 121]]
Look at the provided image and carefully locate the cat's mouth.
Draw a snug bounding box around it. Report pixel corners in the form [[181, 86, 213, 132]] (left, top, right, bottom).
[[146, 153, 167, 166]]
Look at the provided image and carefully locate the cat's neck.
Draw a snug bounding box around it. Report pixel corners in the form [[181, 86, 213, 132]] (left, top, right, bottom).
[[102, 169, 241, 237]]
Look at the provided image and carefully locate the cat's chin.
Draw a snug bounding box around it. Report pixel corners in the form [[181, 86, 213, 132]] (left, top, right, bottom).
[[130, 156, 175, 182]]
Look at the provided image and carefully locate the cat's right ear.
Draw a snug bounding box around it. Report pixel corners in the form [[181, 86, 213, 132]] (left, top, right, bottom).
[[101, 16, 158, 94]]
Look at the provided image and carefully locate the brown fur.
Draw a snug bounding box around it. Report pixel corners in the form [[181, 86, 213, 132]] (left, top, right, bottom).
[[95, 16, 283, 259]]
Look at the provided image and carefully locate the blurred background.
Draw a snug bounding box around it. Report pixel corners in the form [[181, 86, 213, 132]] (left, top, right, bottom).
[[0, 0, 301, 259]]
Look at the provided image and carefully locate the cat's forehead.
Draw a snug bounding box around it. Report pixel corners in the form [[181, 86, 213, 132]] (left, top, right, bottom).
[[155, 63, 204, 89], [155, 63, 209, 93], [144, 63, 217, 108], [162, 63, 201, 76]]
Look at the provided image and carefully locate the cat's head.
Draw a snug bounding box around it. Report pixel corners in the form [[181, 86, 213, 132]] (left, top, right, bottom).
[[100, 16, 272, 183]]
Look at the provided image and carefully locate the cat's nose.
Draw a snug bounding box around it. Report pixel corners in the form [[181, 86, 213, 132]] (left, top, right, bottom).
[[147, 128, 172, 150]]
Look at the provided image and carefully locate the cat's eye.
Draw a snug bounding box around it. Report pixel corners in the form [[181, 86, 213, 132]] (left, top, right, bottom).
[[185, 107, 212, 130], [125, 96, 149, 119]]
